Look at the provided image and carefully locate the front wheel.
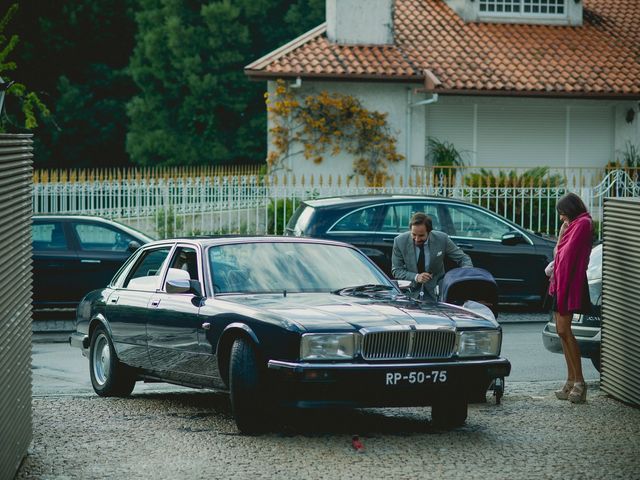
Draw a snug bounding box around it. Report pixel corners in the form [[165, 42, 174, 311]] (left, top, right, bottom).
[[89, 326, 136, 397], [431, 397, 468, 429], [229, 337, 269, 434]]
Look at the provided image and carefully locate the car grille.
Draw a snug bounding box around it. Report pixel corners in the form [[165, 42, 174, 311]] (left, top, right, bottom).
[[361, 329, 456, 360]]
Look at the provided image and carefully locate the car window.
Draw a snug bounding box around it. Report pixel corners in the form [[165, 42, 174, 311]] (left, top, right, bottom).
[[446, 205, 511, 240], [331, 205, 384, 232], [381, 203, 442, 233], [166, 247, 199, 285], [32, 222, 67, 250], [209, 242, 389, 294], [73, 223, 137, 252], [123, 247, 172, 290]]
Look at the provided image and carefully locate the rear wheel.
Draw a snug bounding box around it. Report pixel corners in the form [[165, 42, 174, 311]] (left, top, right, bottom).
[[89, 326, 136, 397], [431, 397, 468, 429], [229, 337, 269, 434]]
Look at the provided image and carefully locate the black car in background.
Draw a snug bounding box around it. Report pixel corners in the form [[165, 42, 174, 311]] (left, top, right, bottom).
[[32, 215, 153, 313], [70, 237, 510, 433], [542, 244, 602, 371], [286, 195, 556, 306]]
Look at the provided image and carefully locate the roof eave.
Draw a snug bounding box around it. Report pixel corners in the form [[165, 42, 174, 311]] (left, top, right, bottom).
[[245, 23, 327, 71], [245, 70, 640, 99], [244, 70, 423, 83]]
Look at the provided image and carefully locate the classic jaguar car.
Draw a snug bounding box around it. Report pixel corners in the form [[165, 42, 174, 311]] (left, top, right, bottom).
[[70, 237, 511, 433]]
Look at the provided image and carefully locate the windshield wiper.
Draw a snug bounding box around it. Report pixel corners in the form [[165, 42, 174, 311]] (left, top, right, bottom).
[[332, 284, 395, 296]]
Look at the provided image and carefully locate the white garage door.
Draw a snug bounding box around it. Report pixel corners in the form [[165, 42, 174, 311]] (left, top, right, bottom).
[[426, 99, 614, 168]]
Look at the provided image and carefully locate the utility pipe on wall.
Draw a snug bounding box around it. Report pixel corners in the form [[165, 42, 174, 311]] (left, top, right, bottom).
[[405, 89, 439, 180]]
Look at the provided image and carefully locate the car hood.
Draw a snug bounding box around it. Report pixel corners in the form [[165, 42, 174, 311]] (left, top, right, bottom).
[[216, 293, 496, 331]]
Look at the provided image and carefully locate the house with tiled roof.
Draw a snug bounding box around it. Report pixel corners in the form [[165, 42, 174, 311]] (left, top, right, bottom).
[[246, 0, 640, 181]]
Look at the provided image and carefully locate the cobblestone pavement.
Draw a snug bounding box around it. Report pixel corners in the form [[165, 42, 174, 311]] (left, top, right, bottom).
[[16, 381, 640, 480]]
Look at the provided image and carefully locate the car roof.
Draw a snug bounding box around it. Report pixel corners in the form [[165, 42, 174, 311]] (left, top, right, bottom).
[[302, 195, 472, 209], [142, 236, 356, 249], [33, 214, 154, 242]]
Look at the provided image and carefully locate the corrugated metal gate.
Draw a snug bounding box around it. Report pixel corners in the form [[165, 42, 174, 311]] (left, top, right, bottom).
[[0, 134, 33, 480], [601, 197, 640, 407]]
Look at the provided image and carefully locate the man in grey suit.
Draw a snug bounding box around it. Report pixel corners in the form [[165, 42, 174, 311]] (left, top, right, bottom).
[[392, 212, 472, 301]]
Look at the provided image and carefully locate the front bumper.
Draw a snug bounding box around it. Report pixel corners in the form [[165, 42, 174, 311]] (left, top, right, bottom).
[[541, 322, 601, 358], [267, 357, 511, 408]]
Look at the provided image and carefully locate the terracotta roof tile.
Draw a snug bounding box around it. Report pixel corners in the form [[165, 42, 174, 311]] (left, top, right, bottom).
[[246, 0, 640, 96]]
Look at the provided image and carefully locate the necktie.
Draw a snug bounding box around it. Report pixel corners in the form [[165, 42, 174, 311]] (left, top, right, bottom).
[[417, 244, 425, 273]]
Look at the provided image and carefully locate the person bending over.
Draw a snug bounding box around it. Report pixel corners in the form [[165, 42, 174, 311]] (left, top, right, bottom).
[[392, 212, 472, 301]]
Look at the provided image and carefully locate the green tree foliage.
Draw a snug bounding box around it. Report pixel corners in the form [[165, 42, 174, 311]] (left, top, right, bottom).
[[10, 0, 136, 167], [11, 0, 325, 167], [126, 0, 250, 165], [127, 0, 325, 166], [0, 3, 49, 132]]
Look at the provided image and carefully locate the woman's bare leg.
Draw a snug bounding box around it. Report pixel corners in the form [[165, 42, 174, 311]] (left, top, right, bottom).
[[555, 312, 584, 383]]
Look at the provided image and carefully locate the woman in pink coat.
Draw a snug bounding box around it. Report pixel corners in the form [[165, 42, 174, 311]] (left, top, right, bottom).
[[548, 193, 593, 403]]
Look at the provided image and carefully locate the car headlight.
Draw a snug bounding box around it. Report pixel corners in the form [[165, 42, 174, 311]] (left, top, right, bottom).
[[300, 333, 356, 360], [456, 330, 501, 357]]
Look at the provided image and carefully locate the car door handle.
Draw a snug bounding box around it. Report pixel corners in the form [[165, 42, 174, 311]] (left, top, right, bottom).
[[110, 296, 119, 304], [81, 259, 101, 264], [202, 322, 211, 330], [150, 299, 161, 308], [456, 243, 474, 249], [382, 238, 396, 243]]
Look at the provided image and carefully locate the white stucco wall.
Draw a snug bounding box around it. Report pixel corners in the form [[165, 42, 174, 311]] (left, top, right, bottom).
[[426, 96, 639, 169], [266, 79, 640, 180]]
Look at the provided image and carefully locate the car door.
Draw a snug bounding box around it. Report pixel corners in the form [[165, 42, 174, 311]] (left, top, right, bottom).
[[69, 220, 140, 299], [146, 245, 214, 377], [32, 219, 79, 309], [107, 245, 173, 368], [441, 203, 544, 302]]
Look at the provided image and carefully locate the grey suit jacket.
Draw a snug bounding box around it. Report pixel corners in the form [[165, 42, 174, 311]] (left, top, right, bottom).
[[391, 230, 472, 301]]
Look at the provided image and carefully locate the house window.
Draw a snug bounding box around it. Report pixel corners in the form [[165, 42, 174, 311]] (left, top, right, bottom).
[[479, 0, 565, 15]]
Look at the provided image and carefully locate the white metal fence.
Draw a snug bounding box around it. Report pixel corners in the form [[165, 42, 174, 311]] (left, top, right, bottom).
[[32, 168, 640, 239]]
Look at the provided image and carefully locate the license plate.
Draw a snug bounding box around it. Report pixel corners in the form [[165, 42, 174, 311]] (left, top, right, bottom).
[[384, 370, 448, 386]]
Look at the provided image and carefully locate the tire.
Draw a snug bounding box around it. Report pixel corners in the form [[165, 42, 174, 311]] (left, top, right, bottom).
[[229, 337, 268, 434], [89, 326, 136, 397], [431, 397, 468, 429]]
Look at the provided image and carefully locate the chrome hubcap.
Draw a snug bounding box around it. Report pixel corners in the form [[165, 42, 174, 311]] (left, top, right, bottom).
[[92, 334, 111, 386]]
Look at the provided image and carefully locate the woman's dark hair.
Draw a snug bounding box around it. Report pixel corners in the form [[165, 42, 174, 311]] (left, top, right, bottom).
[[409, 212, 433, 232], [556, 192, 588, 221]]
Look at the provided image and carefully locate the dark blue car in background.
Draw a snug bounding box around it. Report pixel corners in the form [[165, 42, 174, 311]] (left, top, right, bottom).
[[286, 195, 556, 307]]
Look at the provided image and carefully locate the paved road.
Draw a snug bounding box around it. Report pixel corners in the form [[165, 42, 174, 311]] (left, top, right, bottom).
[[19, 317, 627, 480], [31, 321, 599, 397], [17, 382, 640, 479]]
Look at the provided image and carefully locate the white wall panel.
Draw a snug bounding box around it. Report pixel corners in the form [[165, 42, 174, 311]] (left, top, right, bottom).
[[425, 103, 475, 166], [476, 104, 565, 167], [569, 106, 615, 167]]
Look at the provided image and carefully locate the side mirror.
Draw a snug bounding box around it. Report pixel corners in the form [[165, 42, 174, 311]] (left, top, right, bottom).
[[501, 231, 525, 246], [127, 241, 141, 253], [166, 279, 191, 294]]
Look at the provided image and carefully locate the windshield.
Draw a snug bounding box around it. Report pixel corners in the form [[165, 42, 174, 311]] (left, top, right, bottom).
[[208, 241, 391, 294]]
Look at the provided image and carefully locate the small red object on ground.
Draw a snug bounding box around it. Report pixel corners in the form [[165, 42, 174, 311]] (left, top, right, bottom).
[[351, 435, 365, 453]]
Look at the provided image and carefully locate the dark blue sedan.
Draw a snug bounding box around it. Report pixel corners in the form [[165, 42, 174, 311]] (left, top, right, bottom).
[[70, 237, 510, 433]]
